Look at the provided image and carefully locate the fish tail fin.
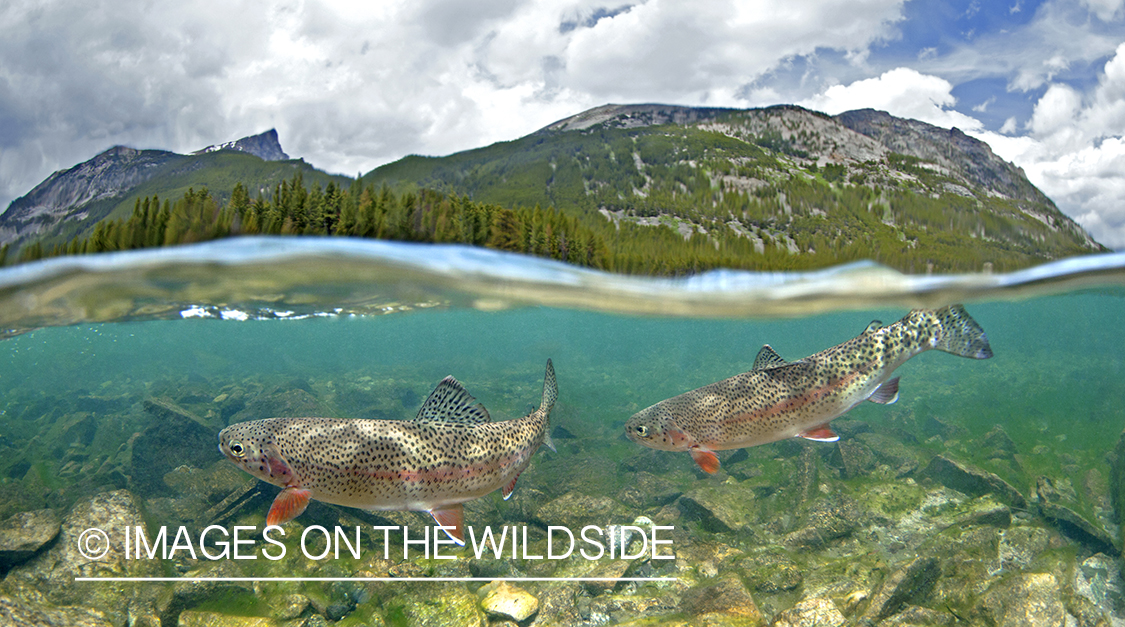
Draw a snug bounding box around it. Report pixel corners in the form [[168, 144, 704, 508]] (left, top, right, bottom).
[[540, 359, 557, 452], [932, 305, 993, 359], [540, 358, 557, 415]]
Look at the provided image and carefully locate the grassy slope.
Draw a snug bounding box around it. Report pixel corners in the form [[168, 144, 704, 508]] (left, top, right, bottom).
[[361, 119, 1098, 273]]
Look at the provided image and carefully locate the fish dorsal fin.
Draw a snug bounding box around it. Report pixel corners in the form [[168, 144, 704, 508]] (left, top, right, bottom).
[[863, 320, 883, 334], [414, 376, 491, 425], [752, 345, 788, 370]]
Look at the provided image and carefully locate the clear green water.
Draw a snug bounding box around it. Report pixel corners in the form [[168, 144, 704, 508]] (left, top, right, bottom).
[[2, 292, 1121, 506], [1, 238, 1123, 624]]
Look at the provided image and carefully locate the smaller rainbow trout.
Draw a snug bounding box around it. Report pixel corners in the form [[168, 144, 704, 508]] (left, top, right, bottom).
[[218, 360, 557, 544], [625, 305, 991, 473]]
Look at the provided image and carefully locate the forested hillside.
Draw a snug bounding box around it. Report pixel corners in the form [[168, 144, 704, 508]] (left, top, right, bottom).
[[4, 104, 1106, 275]]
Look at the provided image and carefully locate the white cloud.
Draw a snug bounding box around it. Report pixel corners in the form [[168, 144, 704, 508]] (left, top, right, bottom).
[[0, 0, 910, 212], [798, 68, 984, 131], [1080, 0, 1125, 21]]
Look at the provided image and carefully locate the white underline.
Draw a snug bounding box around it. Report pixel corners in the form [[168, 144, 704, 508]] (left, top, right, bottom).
[[74, 576, 678, 582]]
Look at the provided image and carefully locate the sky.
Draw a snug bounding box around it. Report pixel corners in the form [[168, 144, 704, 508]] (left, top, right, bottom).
[[2, 0, 1125, 248]]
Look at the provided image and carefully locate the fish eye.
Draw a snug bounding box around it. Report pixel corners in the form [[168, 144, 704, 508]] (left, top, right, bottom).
[[635, 425, 649, 437], [229, 441, 245, 457]]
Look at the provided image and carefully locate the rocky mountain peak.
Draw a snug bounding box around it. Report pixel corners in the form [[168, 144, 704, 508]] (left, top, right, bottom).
[[193, 129, 290, 161]]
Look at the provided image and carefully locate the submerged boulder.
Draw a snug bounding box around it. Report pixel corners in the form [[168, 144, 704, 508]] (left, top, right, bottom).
[[0, 509, 60, 571], [131, 398, 221, 495], [860, 556, 941, 623], [784, 495, 863, 548], [921, 455, 1027, 509], [0, 490, 162, 624], [0, 595, 116, 627], [978, 572, 1066, 627], [770, 597, 845, 627], [532, 491, 630, 530], [478, 580, 539, 622], [1107, 430, 1125, 559], [1036, 476, 1118, 554], [678, 483, 757, 534], [679, 573, 761, 624]]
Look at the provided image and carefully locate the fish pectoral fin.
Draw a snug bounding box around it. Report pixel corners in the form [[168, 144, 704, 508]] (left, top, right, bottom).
[[689, 447, 721, 474], [798, 423, 840, 442], [430, 505, 465, 546], [867, 377, 900, 405], [266, 487, 312, 526]]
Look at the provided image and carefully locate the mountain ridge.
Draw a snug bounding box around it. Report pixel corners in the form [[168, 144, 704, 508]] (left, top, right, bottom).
[[1, 104, 1108, 271], [0, 129, 337, 250]]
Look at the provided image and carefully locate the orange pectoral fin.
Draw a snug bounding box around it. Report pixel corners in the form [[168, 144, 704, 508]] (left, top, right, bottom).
[[798, 423, 840, 442], [430, 504, 465, 546], [689, 447, 721, 474], [266, 487, 311, 526]]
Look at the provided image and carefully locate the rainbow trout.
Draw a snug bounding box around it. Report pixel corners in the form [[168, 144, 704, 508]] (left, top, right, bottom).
[[625, 305, 991, 473], [218, 359, 557, 545]]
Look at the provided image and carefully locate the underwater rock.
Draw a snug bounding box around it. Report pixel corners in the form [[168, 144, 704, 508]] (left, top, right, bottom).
[[978, 572, 1066, 627], [677, 483, 756, 534], [827, 439, 877, 479], [231, 387, 329, 423], [478, 580, 539, 622], [879, 605, 955, 626], [616, 471, 682, 510], [390, 583, 487, 627], [550, 424, 577, 440], [784, 495, 862, 548], [533, 583, 582, 627], [921, 455, 1027, 509], [792, 446, 820, 503], [532, 491, 630, 530], [1036, 476, 1117, 554], [0, 509, 60, 570], [921, 415, 966, 440], [175, 611, 279, 627], [142, 397, 217, 431], [0, 594, 116, 627], [270, 593, 312, 621], [132, 398, 222, 496], [1073, 554, 1121, 626], [57, 412, 98, 448], [1111, 429, 1125, 559], [981, 426, 1019, 461], [739, 551, 803, 593], [1038, 503, 1117, 555], [855, 432, 921, 476], [158, 461, 260, 530], [580, 559, 632, 595], [679, 573, 761, 623], [859, 556, 940, 623], [769, 597, 845, 627], [0, 489, 162, 619], [156, 561, 254, 627]]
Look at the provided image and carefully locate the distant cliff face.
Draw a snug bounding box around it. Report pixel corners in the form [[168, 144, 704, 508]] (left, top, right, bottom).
[[192, 128, 290, 161], [0, 146, 185, 245], [0, 130, 289, 247]]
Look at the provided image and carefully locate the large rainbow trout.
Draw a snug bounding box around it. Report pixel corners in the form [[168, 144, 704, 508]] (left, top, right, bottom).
[[218, 360, 557, 545], [625, 306, 991, 473]]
